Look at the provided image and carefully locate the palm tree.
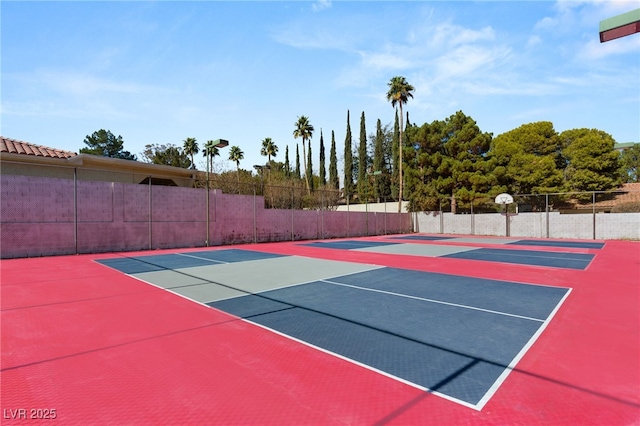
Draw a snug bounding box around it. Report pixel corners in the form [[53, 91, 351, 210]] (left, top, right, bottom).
[[183, 137, 199, 169], [203, 140, 221, 173], [386, 76, 414, 212], [260, 137, 278, 164], [293, 116, 314, 194], [228, 145, 244, 190]]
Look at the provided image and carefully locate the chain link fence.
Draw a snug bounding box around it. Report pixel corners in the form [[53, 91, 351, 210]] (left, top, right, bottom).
[[1, 165, 412, 258], [414, 189, 640, 240]]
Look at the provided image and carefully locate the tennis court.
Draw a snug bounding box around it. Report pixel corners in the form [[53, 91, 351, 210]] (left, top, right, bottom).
[[2, 234, 639, 424]]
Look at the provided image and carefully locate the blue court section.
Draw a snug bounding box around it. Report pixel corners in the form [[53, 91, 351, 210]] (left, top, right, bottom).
[[443, 248, 594, 270], [510, 240, 605, 249], [210, 267, 569, 408], [303, 240, 399, 250], [97, 249, 284, 274], [390, 235, 455, 241]]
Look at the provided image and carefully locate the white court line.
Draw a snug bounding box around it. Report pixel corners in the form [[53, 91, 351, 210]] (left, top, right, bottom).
[[320, 279, 545, 323], [176, 252, 229, 264], [475, 288, 573, 410]]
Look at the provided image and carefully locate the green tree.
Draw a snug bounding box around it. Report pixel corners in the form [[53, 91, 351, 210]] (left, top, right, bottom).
[[372, 118, 391, 202], [307, 140, 314, 191], [490, 121, 564, 196], [260, 137, 278, 164], [319, 130, 326, 186], [403, 120, 442, 211], [344, 110, 354, 202], [141, 143, 191, 168], [386, 76, 415, 212], [183, 137, 199, 169], [391, 111, 400, 200], [357, 111, 369, 202], [203, 140, 221, 172], [284, 145, 291, 177], [295, 144, 301, 179], [438, 111, 493, 212], [80, 129, 136, 160], [228, 145, 244, 188], [329, 130, 339, 190], [293, 116, 314, 194], [619, 144, 640, 183], [561, 128, 621, 192]]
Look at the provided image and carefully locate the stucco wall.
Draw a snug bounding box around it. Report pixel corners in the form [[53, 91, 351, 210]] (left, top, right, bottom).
[[1, 175, 411, 258], [415, 211, 640, 240]]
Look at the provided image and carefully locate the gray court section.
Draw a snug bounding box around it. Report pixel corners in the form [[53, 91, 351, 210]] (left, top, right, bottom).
[[210, 272, 568, 407], [354, 243, 477, 257], [443, 248, 594, 270], [133, 256, 382, 304], [180, 249, 285, 263], [302, 240, 399, 250], [391, 235, 454, 241], [447, 237, 519, 245], [131, 270, 209, 289], [97, 249, 285, 275]]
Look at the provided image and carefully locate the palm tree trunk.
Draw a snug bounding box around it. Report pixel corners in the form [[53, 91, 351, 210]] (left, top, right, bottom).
[[398, 104, 404, 213]]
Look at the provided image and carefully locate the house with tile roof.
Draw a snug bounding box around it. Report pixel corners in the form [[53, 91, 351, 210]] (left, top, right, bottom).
[[0, 136, 196, 187]]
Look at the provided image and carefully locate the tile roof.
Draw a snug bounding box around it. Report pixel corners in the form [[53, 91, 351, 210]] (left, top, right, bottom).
[[0, 136, 77, 159], [570, 182, 640, 209]]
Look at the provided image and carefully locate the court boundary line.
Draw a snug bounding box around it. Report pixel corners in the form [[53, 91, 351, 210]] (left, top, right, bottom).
[[240, 316, 481, 410], [319, 279, 547, 322], [453, 249, 593, 262], [476, 287, 573, 409], [175, 252, 229, 264], [93, 251, 573, 411]]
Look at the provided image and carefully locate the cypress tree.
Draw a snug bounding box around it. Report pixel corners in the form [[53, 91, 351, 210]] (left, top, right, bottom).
[[319, 130, 326, 186], [295, 144, 301, 179], [284, 145, 290, 177], [329, 130, 339, 190], [373, 119, 385, 202], [357, 111, 368, 202], [344, 110, 353, 202], [307, 140, 314, 191], [391, 110, 399, 200]]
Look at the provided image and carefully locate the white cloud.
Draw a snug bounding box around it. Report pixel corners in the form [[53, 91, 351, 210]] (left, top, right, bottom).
[[578, 35, 640, 59], [312, 0, 332, 12]]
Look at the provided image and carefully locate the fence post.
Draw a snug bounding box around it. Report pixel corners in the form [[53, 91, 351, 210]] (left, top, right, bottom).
[[592, 191, 596, 240], [439, 200, 444, 234], [384, 199, 387, 235], [291, 186, 295, 241], [148, 176, 152, 249], [74, 168, 78, 254], [205, 176, 210, 247], [347, 196, 350, 237], [366, 196, 369, 236], [253, 185, 257, 243], [546, 194, 550, 238]]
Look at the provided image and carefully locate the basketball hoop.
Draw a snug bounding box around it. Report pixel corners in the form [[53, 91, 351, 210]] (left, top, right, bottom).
[[494, 193, 514, 205]]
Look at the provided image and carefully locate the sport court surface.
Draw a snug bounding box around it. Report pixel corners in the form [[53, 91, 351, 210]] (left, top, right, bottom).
[[2, 234, 639, 424]]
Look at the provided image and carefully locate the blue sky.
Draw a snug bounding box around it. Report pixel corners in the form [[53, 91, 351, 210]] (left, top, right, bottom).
[[2, 0, 639, 173]]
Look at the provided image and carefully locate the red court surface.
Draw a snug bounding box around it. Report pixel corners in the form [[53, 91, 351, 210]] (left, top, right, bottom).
[[2, 235, 639, 425]]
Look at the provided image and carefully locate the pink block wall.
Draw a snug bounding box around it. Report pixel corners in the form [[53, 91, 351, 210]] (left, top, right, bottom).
[[1, 174, 411, 258]]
